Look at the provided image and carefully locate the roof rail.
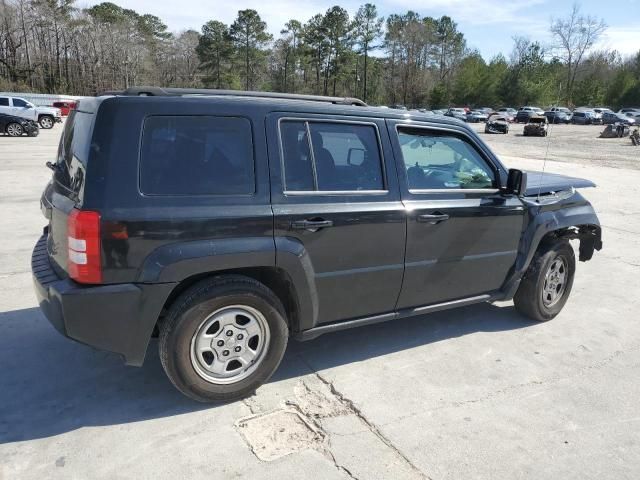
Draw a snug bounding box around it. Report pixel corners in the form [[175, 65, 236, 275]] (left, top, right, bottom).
[[98, 86, 367, 106]]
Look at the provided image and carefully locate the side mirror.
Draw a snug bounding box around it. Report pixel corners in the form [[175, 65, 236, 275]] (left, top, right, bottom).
[[505, 168, 527, 196]]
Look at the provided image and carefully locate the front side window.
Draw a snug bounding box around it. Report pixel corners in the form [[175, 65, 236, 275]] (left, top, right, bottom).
[[398, 129, 495, 190], [280, 120, 384, 192], [12, 98, 28, 107], [140, 116, 254, 196]]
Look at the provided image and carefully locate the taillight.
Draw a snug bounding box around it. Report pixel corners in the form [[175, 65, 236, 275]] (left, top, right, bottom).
[[67, 209, 102, 284]]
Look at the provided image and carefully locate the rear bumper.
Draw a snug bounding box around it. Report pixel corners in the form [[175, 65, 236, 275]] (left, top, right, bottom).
[[32, 233, 176, 366]]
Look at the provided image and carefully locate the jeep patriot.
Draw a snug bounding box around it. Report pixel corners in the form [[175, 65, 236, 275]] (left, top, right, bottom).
[[32, 87, 602, 402]]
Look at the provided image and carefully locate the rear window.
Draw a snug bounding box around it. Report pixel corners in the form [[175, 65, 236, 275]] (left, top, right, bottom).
[[55, 110, 94, 197], [140, 116, 254, 196]]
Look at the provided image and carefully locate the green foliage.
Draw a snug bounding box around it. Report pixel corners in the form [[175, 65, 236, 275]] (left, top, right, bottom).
[[2, 1, 639, 110], [197, 20, 235, 88], [230, 9, 272, 90]]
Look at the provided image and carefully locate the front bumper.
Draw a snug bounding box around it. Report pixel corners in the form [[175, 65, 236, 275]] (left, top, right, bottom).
[[32, 233, 175, 366]]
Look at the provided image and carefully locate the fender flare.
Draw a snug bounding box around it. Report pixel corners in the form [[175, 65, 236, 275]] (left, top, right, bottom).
[[137, 236, 319, 332], [274, 237, 319, 332], [502, 192, 602, 299], [137, 237, 277, 283]]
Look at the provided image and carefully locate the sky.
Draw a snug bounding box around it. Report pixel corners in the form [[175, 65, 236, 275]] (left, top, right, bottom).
[[82, 0, 640, 59]]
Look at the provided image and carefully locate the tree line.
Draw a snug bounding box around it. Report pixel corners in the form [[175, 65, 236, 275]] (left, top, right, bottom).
[[1, 1, 639, 109]]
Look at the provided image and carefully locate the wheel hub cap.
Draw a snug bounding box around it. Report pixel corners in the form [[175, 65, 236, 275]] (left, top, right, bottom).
[[190, 305, 270, 385], [542, 257, 568, 307]]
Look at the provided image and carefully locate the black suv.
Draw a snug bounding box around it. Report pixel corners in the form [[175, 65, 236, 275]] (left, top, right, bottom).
[[33, 87, 602, 402]]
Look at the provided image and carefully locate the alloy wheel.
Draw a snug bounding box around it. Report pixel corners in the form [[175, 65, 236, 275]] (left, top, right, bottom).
[[6, 123, 23, 136]]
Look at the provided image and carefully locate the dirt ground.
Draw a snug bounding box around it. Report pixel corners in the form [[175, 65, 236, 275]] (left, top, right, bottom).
[[470, 122, 640, 170]]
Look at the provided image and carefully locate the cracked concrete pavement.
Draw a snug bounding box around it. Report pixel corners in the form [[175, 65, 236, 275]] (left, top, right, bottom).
[[1, 123, 639, 479]]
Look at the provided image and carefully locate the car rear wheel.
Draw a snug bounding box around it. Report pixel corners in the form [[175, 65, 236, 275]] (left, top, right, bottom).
[[514, 241, 575, 322], [39, 115, 54, 129], [159, 275, 288, 402], [6, 123, 23, 136]]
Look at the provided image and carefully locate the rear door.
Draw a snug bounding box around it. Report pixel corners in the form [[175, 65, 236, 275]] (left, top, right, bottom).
[[388, 120, 525, 309], [267, 113, 406, 325]]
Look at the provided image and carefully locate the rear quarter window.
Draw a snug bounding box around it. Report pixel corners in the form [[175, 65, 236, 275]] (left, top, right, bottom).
[[54, 110, 94, 199], [139, 116, 255, 196]]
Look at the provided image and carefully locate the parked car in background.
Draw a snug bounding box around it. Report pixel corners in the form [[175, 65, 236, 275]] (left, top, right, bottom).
[[466, 110, 488, 123], [0, 113, 39, 137], [547, 107, 573, 123], [0, 95, 62, 129], [484, 114, 509, 134], [52, 101, 77, 116], [523, 115, 549, 136], [623, 111, 640, 122], [572, 111, 595, 125], [444, 107, 467, 121], [618, 108, 640, 115], [544, 111, 572, 124], [516, 106, 545, 123], [603, 112, 636, 126], [496, 108, 517, 122]]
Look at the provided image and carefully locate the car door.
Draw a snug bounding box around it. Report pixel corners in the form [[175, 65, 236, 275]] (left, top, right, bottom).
[[387, 120, 526, 310], [267, 113, 406, 326]]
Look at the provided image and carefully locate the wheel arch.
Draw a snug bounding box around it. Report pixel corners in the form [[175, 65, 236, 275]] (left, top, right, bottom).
[[156, 267, 304, 336], [501, 192, 602, 299]]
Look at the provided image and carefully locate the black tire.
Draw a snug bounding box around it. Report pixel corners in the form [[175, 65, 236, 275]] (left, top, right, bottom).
[[6, 122, 23, 136], [159, 275, 288, 402], [514, 241, 576, 322], [39, 115, 54, 129]]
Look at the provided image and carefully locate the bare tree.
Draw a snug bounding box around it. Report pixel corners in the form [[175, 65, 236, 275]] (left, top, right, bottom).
[[550, 3, 606, 104]]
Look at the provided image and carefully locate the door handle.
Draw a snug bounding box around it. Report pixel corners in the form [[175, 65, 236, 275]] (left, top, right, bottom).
[[417, 213, 450, 225], [290, 219, 334, 231]]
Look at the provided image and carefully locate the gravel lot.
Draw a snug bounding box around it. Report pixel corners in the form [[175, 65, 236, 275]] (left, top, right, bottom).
[[1, 121, 639, 480]]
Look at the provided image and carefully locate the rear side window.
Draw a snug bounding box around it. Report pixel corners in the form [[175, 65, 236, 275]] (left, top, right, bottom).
[[140, 116, 254, 196], [54, 110, 94, 198], [0, 98, 8, 106], [280, 120, 384, 192]]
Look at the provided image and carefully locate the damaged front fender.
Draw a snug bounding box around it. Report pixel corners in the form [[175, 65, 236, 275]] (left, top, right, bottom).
[[501, 190, 602, 299]]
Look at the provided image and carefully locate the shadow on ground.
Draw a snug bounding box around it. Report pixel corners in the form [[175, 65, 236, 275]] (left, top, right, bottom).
[[0, 303, 534, 443]]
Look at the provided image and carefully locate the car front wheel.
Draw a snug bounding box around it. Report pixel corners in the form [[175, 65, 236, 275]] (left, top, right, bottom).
[[159, 275, 289, 402], [39, 115, 54, 129], [6, 123, 23, 136], [514, 241, 576, 322]]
